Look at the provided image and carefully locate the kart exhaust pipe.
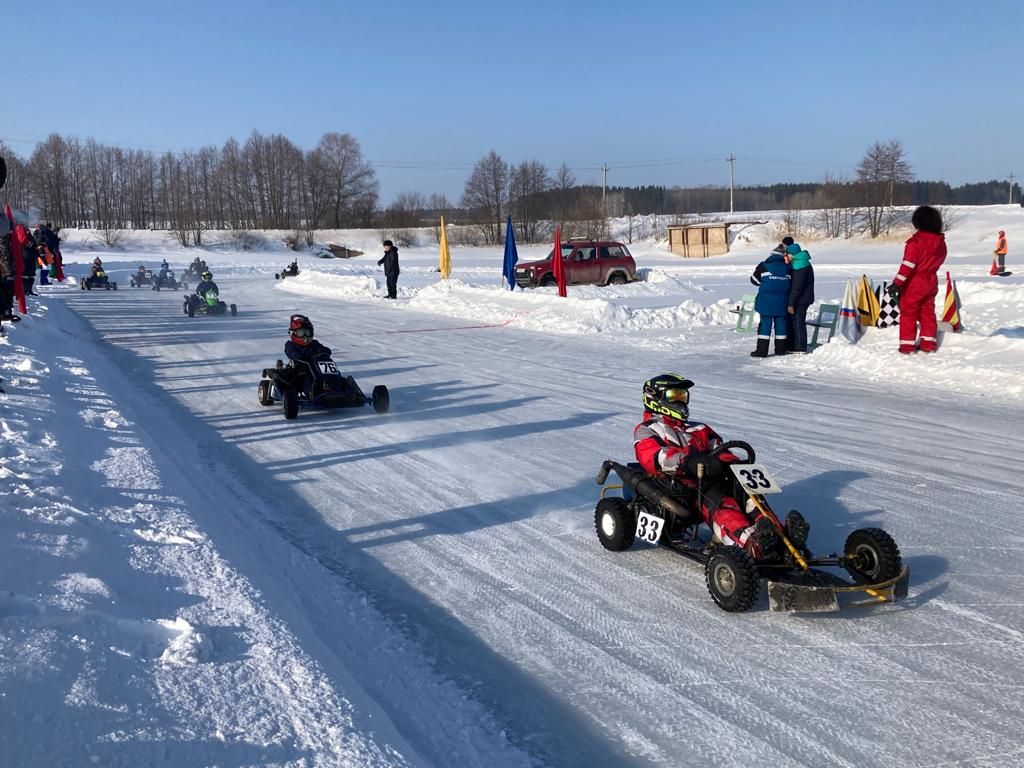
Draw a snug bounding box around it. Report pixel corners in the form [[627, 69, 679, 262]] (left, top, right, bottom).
[[597, 460, 692, 519]]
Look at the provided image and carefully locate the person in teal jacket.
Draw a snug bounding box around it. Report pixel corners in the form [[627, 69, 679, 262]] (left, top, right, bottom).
[[749, 245, 792, 357], [785, 243, 815, 353]]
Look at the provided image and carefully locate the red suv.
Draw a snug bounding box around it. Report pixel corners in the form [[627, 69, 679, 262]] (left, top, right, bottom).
[[514, 239, 638, 288]]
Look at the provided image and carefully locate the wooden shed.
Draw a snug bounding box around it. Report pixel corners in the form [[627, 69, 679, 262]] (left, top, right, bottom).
[[666, 223, 730, 258]]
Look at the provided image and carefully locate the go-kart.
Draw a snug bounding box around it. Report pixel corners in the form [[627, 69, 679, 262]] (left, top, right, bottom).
[[257, 357, 389, 420], [183, 291, 237, 317], [183, 262, 208, 281], [130, 269, 154, 288], [275, 264, 300, 280], [594, 441, 909, 613], [153, 269, 187, 291], [80, 270, 117, 291]]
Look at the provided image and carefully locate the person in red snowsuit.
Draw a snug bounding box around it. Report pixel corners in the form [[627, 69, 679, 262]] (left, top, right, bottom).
[[632, 374, 808, 559], [890, 206, 946, 354]]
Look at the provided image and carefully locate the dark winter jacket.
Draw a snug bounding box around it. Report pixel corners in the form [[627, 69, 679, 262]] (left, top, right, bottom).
[[0, 227, 13, 280], [195, 279, 219, 298], [751, 251, 791, 317], [787, 248, 815, 308], [285, 339, 333, 365], [39, 226, 60, 252], [378, 246, 400, 276]]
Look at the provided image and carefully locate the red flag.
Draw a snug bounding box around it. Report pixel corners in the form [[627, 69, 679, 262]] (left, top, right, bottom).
[[941, 271, 961, 332], [4, 203, 27, 314], [551, 224, 567, 297]]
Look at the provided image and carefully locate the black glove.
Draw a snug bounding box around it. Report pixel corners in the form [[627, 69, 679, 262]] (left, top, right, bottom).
[[684, 451, 723, 478], [887, 283, 901, 300]]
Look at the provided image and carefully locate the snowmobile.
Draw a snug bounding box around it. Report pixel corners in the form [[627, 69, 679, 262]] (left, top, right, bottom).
[[80, 270, 117, 291], [275, 263, 300, 280], [593, 441, 909, 613], [257, 357, 389, 420], [152, 269, 187, 291], [130, 269, 154, 288], [183, 290, 236, 318]]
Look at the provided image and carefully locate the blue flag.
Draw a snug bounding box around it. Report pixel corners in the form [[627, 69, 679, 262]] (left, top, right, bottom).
[[502, 216, 518, 290]]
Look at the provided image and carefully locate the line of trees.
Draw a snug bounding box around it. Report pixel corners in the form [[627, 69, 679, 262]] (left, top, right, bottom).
[[3, 133, 1019, 246]]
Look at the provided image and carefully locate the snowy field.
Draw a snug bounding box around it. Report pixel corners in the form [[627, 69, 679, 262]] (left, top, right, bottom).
[[2, 205, 1023, 767]]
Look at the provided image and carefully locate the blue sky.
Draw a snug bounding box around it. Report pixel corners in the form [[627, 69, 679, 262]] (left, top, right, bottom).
[[4, 0, 1019, 203]]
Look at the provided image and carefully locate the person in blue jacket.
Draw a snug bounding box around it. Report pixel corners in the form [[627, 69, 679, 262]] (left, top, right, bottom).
[[749, 244, 792, 357], [785, 242, 815, 353]]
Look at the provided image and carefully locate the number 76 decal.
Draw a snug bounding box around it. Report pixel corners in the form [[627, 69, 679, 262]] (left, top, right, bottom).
[[729, 463, 783, 494]]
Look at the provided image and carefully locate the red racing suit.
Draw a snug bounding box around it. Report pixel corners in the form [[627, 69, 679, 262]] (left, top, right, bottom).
[[633, 412, 756, 548], [892, 231, 947, 353]]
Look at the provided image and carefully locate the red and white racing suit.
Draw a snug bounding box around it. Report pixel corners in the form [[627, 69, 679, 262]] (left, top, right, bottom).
[[893, 231, 947, 353], [633, 412, 756, 548]]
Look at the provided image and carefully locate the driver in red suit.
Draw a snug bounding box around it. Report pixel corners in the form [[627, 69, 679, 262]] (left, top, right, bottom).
[[633, 374, 808, 559]]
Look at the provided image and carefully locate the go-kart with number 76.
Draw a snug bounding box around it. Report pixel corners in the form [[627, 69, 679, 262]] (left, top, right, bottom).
[[594, 440, 910, 613], [258, 357, 389, 420]]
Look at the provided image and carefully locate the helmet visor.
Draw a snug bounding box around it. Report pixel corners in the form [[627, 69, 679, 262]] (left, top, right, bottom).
[[292, 326, 312, 340], [663, 388, 689, 404]]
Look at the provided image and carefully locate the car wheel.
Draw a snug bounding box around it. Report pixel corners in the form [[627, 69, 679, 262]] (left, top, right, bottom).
[[843, 528, 902, 583], [371, 385, 390, 413], [594, 498, 635, 552], [607, 272, 627, 285], [282, 389, 299, 420], [705, 546, 759, 612], [540, 274, 556, 287]]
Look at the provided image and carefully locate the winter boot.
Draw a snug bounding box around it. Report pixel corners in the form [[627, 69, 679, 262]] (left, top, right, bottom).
[[774, 338, 788, 356], [750, 338, 770, 357], [784, 510, 810, 549], [744, 517, 780, 561]]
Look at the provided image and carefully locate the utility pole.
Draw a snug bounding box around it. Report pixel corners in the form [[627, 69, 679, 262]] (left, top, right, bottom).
[[602, 163, 608, 216], [1010, 172, 1016, 204], [726, 154, 736, 213]]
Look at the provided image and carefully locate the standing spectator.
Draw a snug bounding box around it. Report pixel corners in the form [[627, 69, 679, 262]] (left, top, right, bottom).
[[890, 205, 946, 354], [749, 244, 792, 357], [20, 228, 38, 295], [378, 239, 400, 299], [786, 242, 815, 353], [991, 230, 1008, 276], [0, 212, 18, 322]]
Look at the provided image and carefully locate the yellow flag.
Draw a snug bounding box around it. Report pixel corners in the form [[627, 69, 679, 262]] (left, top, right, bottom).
[[439, 216, 452, 280], [856, 274, 880, 327]]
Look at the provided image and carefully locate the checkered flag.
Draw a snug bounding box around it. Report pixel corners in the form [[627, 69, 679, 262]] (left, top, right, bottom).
[[875, 282, 899, 328]]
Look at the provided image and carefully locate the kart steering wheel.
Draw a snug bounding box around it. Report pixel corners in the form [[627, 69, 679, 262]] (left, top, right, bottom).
[[709, 440, 756, 464]]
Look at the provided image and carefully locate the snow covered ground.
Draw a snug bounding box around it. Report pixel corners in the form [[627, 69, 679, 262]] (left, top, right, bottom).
[[2, 205, 1023, 767]]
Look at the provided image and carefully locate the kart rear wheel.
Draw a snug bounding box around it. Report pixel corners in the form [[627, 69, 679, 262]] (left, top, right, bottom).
[[80, 279, 86, 290], [705, 546, 759, 612], [257, 380, 275, 406], [371, 385, 390, 413], [594, 498, 635, 552], [230, 304, 237, 316], [112, 283, 117, 290], [186, 302, 195, 317], [282, 389, 299, 420], [844, 528, 902, 583]]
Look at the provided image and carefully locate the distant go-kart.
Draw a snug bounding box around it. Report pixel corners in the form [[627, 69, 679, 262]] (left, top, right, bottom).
[[153, 269, 187, 292], [183, 290, 237, 317], [258, 357, 389, 420], [130, 269, 154, 288], [594, 441, 909, 613], [275, 264, 299, 280], [81, 270, 117, 291]]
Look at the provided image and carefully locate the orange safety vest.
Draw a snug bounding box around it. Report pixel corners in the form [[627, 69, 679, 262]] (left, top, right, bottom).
[[996, 237, 1008, 255]]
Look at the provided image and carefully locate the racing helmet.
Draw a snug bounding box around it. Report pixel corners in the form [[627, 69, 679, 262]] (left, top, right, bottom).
[[642, 373, 694, 421], [289, 314, 314, 345], [201, 271, 213, 281]]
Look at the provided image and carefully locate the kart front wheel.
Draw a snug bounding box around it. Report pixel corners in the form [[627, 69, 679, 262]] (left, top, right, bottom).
[[705, 546, 759, 612], [282, 389, 299, 420], [371, 385, 389, 413], [844, 528, 902, 583], [257, 380, 275, 406], [594, 498, 635, 552], [230, 304, 237, 316]]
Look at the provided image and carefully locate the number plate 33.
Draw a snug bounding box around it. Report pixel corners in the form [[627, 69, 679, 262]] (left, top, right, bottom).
[[634, 511, 665, 544], [730, 463, 782, 494]]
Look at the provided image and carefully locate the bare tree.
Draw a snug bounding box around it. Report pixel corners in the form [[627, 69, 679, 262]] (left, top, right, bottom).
[[552, 163, 576, 227], [381, 191, 425, 246], [856, 140, 913, 237], [428, 193, 453, 243], [315, 132, 378, 228], [510, 160, 550, 243], [461, 150, 509, 245]]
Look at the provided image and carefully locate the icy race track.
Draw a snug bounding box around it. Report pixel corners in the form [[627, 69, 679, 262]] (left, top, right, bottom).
[[3, 263, 1024, 768]]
